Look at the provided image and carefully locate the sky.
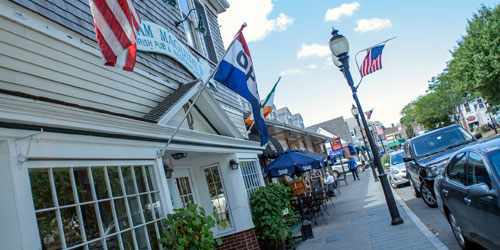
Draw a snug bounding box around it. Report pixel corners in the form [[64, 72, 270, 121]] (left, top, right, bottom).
[[217, 0, 498, 128]]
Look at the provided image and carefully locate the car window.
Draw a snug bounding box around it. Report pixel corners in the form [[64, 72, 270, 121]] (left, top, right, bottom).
[[447, 152, 467, 185], [412, 127, 473, 158], [467, 152, 491, 187], [488, 149, 500, 172], [391, 153, 404, 165]]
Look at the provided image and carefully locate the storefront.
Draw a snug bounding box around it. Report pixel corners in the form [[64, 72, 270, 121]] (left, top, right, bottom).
[[0, 0, 264, 249]]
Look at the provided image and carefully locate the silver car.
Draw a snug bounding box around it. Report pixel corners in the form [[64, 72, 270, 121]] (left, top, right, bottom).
[[387, 150, 409, 188]]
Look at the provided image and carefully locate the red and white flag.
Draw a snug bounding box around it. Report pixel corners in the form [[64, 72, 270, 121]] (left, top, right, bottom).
[[360, 45, 385, 77], [88, 0, 141, 71]]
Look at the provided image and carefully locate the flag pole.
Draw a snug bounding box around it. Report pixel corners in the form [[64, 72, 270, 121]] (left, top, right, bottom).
[[160, 23, 248, 155], [354, 37, 396, 89]]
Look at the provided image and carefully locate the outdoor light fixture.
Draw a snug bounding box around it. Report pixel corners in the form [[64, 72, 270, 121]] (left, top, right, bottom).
[[163, 162, 174, 178], [175, 9, 206, 35], [229, 159, 239, 170], [351, 104, 359, 117], [163, 0, 177, 7], [329, 27, 403, 225], [171, 152, 187, 160]]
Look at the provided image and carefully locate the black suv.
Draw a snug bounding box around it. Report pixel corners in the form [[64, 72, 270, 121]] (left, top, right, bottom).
[[403, 125, 481, 208]]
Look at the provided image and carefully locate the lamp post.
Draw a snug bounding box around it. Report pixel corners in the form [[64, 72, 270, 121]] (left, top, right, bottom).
[[330, 28, 403, 225], [351, 105, 379, 182]]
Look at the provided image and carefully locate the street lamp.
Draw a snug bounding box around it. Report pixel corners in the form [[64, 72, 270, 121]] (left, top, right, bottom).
[[351, 105, 379, 182], [330, 28, 403, 225]]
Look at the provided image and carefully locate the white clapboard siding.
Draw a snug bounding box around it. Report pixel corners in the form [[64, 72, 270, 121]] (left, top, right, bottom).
[[166, 108, 217, 134], [0, 16, 175, 118], [219, 105, 247, 138]]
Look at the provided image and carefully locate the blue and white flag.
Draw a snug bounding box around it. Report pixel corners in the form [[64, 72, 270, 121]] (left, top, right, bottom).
[[214, 25, 269, 145]]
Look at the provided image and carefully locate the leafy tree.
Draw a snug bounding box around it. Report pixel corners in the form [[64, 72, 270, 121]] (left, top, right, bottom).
[[447, 4, 500, 105]]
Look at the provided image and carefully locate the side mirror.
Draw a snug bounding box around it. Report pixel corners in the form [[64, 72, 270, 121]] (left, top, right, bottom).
[[403, 156, 414, 162], [384, 163, 389, 167], [473, 132, 483, 139], [468, 183, 497, 198]]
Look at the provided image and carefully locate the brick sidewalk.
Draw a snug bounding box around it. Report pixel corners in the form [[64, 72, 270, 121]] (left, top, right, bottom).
[[294, 170, 447, 250]]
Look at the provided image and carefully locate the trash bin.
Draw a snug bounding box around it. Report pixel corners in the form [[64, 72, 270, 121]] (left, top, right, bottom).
[[302, 220, 314, 240]]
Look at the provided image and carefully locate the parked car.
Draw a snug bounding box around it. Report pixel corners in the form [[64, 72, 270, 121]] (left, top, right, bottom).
[[434, 137, 500, 250], [386, 150, 409, 188], [403, 125, 481, 208]]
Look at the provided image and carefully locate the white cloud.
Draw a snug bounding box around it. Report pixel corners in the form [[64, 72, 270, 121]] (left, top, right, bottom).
[[307, 64, 318, 70], [280, 68, 304, 76], [297, 43, 330, 59], [354, 18, 392, 32], [218, 0, 294, 45], [325, 2, 360, 22]]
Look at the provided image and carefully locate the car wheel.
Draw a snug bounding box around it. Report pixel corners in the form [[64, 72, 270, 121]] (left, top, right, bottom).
[[409, 178, 421, 197], [420, 181, 437, 208], [449, 212, 470, 249]]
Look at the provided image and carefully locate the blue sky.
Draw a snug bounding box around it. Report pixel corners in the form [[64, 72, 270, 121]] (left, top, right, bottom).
[[218, 0, 498, 127]]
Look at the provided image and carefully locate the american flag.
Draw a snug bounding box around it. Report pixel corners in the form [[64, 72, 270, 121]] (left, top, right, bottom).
[[88, 0, 141, 71], [360, 45, 385, 77], [365, 109, 374, 120]]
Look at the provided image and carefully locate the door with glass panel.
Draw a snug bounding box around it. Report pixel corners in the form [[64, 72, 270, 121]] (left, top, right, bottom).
[[28, 161, 165, 250], [202, 164, 232, 230], [174, 169, 196, 208]]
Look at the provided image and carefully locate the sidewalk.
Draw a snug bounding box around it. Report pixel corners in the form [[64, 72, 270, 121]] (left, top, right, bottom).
[[295, 170, 448, 250]]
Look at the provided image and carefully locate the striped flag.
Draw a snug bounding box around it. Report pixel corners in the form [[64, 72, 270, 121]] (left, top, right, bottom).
[[365, 109, 374, 120], [360, 45, 385, 77], [245, 77, 280, 125], [88, 0, 141, 71]]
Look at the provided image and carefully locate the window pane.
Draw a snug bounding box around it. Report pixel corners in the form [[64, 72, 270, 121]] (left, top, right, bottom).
[[36, 211, 62, 250], [99, 201, 115, 236], [122, 230, 134, 250], [179, 0, 190, 15], [53, 168, 74, 206], [183, 21, 195, 48], [135, 166, 147, 193], [147, 223, 160, 250], [128, 197, 142, 226], [135, 226, 149, 250], [81, 204, 100, 241], [107, 167, 123, 197], [145, 166, 156, 191], [60, 206, 82, 247], [105, 235, 119, 250], [468, 152, 491, 187], [73, 168, 92, 202], [92, 168, 109, 200], [29, 169, 54, 210], [448, 152, 466, 184], [140, 194, 153, 222], [88, 239, 104, 250], [114, 198, 129, 230], [152, 192, 162, 219], [122, 166, 136, 195], [204, 166, 231, 229]]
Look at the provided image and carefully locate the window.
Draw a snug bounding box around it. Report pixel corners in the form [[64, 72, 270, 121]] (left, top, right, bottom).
[[477, 99, 485, 109], [467, 152, 491, 187], [179, 0, 201, 50], [464, 104, 471, 113], [29, 164, 164, 250], [240, 161, 263, 196], [176, 177, 195, 208], [193, 0, 217, 62], [447, 152, 467, 184], [350, 130, 356, 137], [203, 166, 231, 229]]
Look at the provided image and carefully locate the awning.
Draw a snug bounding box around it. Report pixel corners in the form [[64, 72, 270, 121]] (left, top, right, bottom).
[[388, 141, 400, 147]]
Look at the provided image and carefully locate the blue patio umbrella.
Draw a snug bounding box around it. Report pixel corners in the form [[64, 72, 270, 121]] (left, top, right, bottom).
[[264, 150, 324, 177]]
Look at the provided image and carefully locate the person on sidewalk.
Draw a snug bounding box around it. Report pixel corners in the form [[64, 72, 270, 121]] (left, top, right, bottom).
[[359, 152, 366, 171], [348, 156, 360, 181], [324, 171, 336, 196]]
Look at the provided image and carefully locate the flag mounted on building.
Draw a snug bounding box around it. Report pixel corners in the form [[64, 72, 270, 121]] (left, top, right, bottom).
[[365, 109, 374, 120], [88, 0, 141, 71], [245, 77, 280, 125], [214, 24, 269, 145], [360, 45, 384, 77]]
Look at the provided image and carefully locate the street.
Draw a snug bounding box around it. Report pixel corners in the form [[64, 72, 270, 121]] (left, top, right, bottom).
[[393, 184, 469, 250]]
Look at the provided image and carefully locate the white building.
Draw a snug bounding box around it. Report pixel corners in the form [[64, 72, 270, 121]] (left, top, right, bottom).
[[458, 97, 493, 132], [0, 0, 264, 249]]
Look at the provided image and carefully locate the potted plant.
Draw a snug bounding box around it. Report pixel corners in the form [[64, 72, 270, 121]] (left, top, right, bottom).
[[249, 183, 296, 250], [159, 203, 225, 250]]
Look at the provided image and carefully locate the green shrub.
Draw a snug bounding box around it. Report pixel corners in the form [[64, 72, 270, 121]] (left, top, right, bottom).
[[249, 183, 295, 249], [159, 203, 224, 250]]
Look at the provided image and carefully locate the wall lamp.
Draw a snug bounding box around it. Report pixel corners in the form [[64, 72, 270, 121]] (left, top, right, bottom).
[[171, 152, 187, 160], [229, 159, 239, 170], [163, 0, 177, 7], [175, 9, 206, 35]]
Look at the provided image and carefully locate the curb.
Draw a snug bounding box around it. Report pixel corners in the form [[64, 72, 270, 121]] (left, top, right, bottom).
[[391, 188, 449, 250]]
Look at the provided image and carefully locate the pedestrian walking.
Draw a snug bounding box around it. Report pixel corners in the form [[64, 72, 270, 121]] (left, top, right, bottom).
[[348, 156, 360, 181], [359, 152, 366, 171]]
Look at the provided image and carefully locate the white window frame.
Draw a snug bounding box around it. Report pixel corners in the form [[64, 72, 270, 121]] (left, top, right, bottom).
[[25, 160, 166, 250], [178, 0, 203, 51], [239, 160, 263, 197]]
